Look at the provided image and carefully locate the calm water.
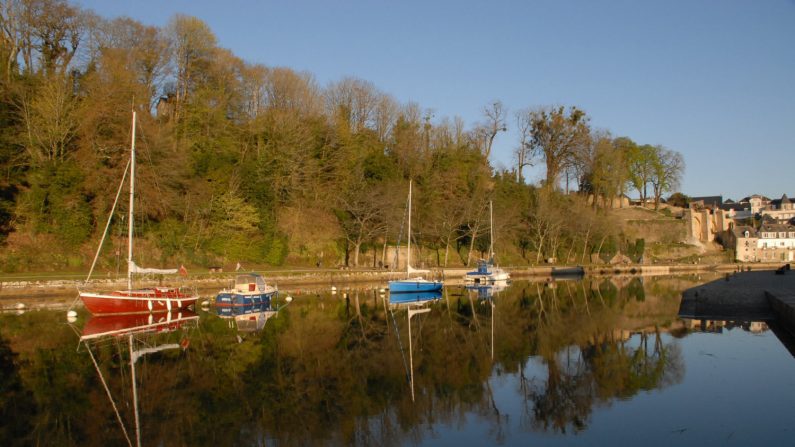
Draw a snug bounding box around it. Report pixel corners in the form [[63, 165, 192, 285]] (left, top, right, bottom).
[[2, 274, 795, 446]]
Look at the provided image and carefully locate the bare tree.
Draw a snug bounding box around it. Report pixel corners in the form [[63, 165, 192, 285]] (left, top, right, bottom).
[[514, 108, 534, 183], [476, 100, 506, 159], [520, 105, 590, 189], [650, 146, 684, 210]]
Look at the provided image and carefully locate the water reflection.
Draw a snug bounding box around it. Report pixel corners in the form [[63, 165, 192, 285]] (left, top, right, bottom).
[[78, 312, 199, 447], [4, 274, 795, 445]]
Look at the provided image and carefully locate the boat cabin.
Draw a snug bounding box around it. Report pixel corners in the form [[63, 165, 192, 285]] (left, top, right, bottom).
[[234, 274, 268, 294]]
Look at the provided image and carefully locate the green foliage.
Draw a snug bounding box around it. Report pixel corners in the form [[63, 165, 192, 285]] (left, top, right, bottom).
[[625, 238, 645, 263], [599, 236, 618, 263], [0, 5, 686, 272], [19, 162, 93, 247]]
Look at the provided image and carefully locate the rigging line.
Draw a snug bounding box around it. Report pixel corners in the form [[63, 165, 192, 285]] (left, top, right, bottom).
[[85, 341, 134, 447], [69, 158, 131, 312], [389, 308, 410, 383], [392, 190, 411, 271]]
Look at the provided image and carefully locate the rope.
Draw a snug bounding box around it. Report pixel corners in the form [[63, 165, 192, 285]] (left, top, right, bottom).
[[85, 342, 134, 447], [69, 159, 131, 311], [389, 308, 410, 383]]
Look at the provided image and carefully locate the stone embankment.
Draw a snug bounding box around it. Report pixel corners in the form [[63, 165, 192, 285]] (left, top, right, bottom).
[[0, 261, 786, 301], [679, 264, 795, 328]]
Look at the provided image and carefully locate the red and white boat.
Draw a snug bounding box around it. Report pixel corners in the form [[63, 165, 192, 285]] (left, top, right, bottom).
[[79, 111, 198, 315]]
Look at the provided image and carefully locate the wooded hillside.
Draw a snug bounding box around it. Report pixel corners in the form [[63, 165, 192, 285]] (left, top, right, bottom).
[[0, 0, 685, 272]]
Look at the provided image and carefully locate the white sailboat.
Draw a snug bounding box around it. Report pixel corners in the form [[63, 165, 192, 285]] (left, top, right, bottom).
[[465, 201, 510, 283]]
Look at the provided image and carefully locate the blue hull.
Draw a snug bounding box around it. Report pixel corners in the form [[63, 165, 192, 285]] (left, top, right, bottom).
[[388, 280, 443, 293], [215, 302, 273, 317], [215, 291, 276, 308], [389, 290, 443, 304]]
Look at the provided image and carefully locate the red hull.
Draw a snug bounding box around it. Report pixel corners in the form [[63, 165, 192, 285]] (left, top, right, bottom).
[[81, 311, 199, 339], [80, 287, 198, 315]]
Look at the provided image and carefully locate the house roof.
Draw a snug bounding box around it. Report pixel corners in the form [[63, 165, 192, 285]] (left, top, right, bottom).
[[688, 196, 723, 208], [759, 223, 795, 233], [733, 225, 757, 238], [739, 194, 771, 203]]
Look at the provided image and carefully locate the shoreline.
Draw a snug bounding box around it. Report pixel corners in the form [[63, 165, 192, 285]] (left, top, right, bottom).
[[0, 262, 781, 299]]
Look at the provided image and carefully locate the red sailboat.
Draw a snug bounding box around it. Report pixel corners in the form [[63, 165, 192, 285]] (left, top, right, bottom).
[[79, 111, 198, 314]]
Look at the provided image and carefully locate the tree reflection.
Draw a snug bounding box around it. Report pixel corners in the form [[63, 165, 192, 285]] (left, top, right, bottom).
[[0, 275, 703, 446]]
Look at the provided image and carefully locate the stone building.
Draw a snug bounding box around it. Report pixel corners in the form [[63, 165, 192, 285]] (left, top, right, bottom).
[[731, 223, 795, 262]]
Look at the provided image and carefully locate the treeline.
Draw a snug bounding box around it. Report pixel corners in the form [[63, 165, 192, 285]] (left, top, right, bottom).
[[0, 0, 684, 271]]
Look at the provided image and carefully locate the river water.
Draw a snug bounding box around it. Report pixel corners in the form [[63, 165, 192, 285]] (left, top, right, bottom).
[[1, 274, 794, 446]]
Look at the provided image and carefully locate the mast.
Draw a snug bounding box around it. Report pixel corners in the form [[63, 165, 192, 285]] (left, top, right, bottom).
[[127, 111, 136, 290], [129, 334, 141, 447], [489, 200, 494, 260], [406, 180, 412, 279]]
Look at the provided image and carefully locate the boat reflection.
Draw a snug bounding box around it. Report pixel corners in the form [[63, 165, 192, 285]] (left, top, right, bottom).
[[78, 312, 198, 447], [465, 281, 508, 300], [389, 290, 442, 305], [215, 296, 292, 333]]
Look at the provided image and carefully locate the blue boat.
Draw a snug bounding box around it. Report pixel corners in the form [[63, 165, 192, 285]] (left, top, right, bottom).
[[389, 290, 443, 304], [214, 301, 272, 317], [388, 180, 443, 294], [389, 278, 443, 293], [215, 273, 278, 308]]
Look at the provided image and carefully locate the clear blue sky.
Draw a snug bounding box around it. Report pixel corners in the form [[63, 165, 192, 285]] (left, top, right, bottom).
[[76, 0, 795, 200]]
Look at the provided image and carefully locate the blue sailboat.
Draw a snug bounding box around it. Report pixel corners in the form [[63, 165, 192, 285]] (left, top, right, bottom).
[[388, 180, 443, 294]]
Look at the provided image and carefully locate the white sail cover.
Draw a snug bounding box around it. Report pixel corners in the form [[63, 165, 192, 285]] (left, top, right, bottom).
[[128, 260, 178, 275], [407, 265, 429, 274]]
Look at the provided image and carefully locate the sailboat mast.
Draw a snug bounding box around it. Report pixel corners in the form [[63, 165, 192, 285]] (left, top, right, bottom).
[[489, 200, 494, 260], [127, 111, 136, 291], [406, 180, 411, 279]]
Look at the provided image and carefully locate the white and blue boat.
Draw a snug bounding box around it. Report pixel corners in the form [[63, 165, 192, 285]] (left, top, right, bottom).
[[215, 273, 278, 308], [464, 201, 510, 284], [388, 180, 443, 294]]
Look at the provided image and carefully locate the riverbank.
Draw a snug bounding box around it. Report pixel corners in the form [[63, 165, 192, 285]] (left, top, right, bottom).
[[1, 262, 782, 300]]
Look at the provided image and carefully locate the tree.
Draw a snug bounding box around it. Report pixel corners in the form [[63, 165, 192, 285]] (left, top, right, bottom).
[[625, 142, 655, 205], [475, 100, 506, 159], [667, 192, 689, 208], [650, 147, 684, 210], [514, 108, 533, 183], [518, 106, 590, 189]]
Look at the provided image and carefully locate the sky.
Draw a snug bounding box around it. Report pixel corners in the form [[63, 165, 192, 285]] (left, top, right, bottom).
[[75, 0, 795, 200]]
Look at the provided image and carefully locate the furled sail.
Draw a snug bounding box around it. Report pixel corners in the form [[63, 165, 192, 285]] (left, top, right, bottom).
[[128, 261, 178, 275], [407, 265, 429, 274]]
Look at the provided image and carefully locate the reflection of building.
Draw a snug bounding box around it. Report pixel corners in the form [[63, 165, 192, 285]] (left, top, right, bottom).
[[683, 318, 769, 334], [730, 223, 795, 262]]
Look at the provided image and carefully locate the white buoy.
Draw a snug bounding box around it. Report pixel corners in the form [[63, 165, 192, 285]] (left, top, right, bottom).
[[379, 288, 386, 293], [15, 302, 25, 310], [67, 314, 77, 323], [331, 286, 337, 292], [201, 300, 210, 308], [67, 310, 77, 318], [285, 296, 293, 303]]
